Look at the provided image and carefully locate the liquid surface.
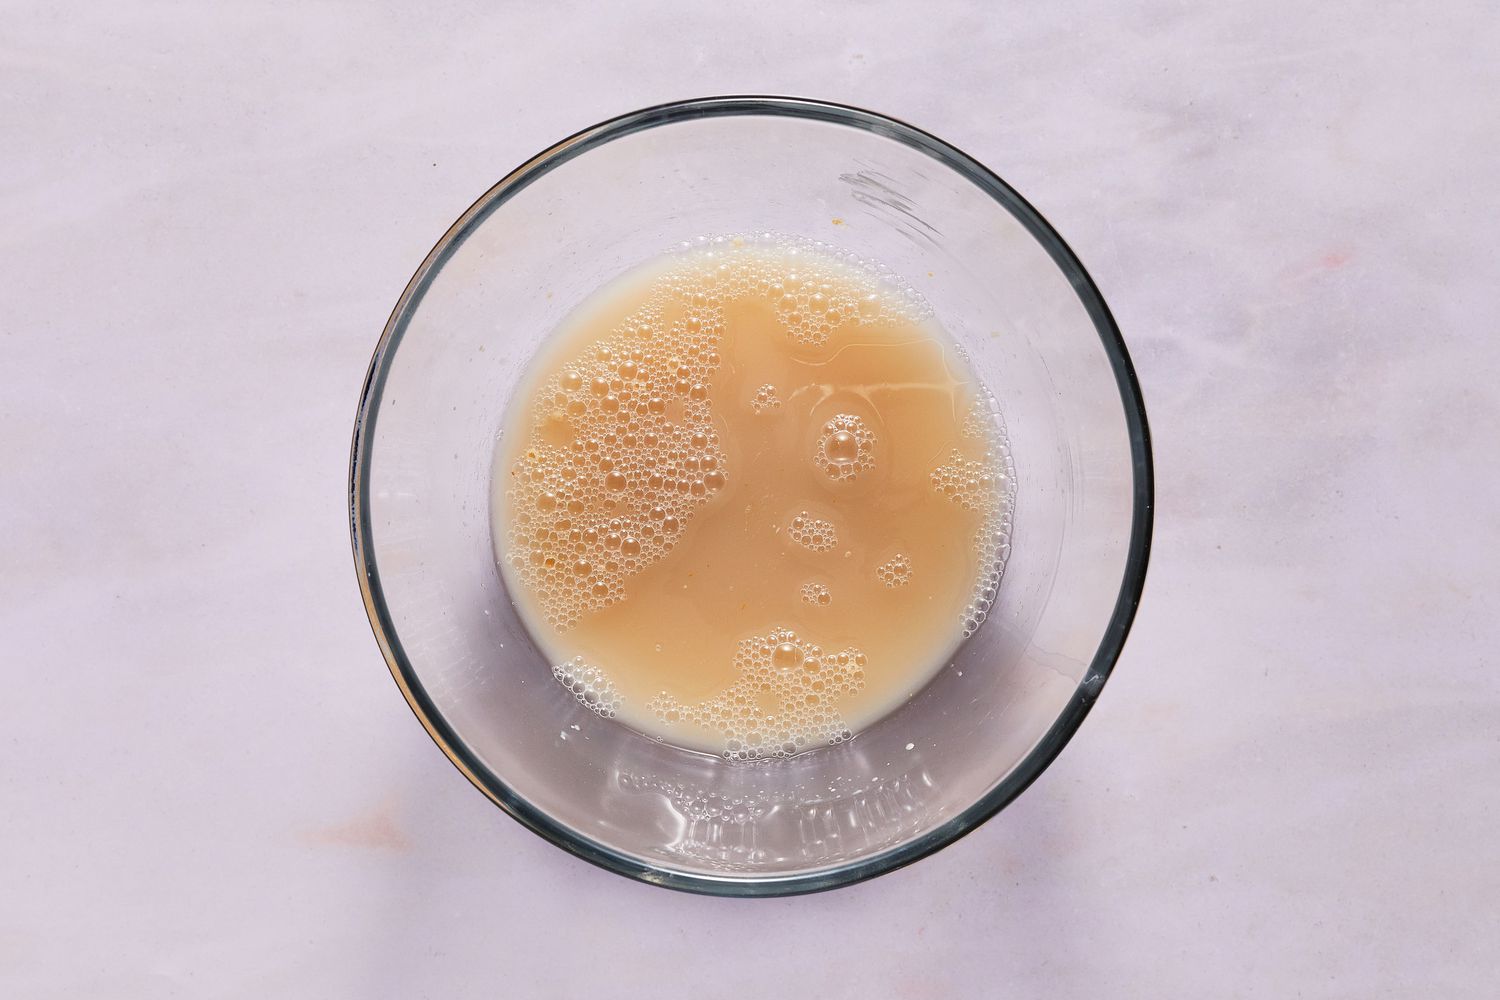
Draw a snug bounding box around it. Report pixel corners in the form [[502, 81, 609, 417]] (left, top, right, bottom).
[[494, 237, 1013, 759]]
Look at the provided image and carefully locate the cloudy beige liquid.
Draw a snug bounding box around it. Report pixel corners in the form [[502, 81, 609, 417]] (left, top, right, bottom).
[[494, 238, 1012, 759]]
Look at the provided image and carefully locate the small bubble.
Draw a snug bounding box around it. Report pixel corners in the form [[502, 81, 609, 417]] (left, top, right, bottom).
[[824, 430, 858, 464], [772, 642, 803, 670]]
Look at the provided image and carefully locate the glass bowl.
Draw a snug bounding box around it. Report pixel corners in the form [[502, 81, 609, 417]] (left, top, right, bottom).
[[349, 97, 1152, 895]]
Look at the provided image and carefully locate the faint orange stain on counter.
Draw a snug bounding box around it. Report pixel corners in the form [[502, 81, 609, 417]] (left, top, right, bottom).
[[300, 799, 411, 852]]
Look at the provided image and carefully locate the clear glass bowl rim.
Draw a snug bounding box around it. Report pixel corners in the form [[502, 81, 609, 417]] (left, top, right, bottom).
[[348, 95, 1154, 896]]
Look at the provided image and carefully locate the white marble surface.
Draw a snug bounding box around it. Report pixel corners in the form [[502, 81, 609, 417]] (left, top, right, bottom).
[[4, 2, 1498, 995]]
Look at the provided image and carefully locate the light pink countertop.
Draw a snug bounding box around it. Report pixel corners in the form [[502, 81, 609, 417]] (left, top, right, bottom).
[[4, 2, 1497, 995]]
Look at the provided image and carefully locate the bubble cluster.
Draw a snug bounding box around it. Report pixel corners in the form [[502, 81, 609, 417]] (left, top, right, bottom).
[[552, 656, 623, 718], [961, 399, 995, 442], [750, 383, 782, 414], [504, 279, 729, 630], [787, 512, 837, 552], [876, 553, 913, 588], [799, 582, 832, 606], [930, 453, 997, 511], [815, 413, 876, 481], [931, 396, 1017, 637], [734, 237, 929, 348], [647, 627, 867, 760]]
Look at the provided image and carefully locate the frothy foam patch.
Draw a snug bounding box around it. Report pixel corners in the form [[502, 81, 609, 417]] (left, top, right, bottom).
[[750, 383, 781, 414], [799, 582, 832, 606], [932, 395, 1016, 637], [647, 627, 866, 760], [505, 311, 725, 632], [553, 656, 623, 718], [876, 553, 913, 588], [733, 235, 930, 347], [787, 512, 837, 552]]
